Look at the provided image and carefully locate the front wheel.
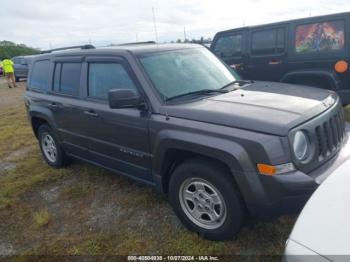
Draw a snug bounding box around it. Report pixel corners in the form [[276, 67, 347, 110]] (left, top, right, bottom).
[[169, 158, 244, 240]]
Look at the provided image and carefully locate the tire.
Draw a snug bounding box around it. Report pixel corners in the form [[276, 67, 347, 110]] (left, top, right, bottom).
[[15, 75, 19, 82], [169, 157, 244, 240], [38, 124, 69, 168]]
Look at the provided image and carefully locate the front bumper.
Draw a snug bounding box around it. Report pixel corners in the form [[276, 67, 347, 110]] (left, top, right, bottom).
[[283, 239, 328, 262], [246, 124, 350, 219]]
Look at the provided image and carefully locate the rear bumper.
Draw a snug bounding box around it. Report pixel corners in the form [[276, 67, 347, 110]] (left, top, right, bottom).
[[246, 124, 350, 219]]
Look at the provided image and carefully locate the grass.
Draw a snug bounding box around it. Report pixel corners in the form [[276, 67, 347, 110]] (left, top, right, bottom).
[[0, 105, 33, 159], [0, 147, 69, 208], [62, 182, 97, 199], [0, 79, 349, 256], [33, 209, 51, 227]]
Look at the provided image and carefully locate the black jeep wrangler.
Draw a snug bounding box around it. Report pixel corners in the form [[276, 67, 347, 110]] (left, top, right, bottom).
[[211, 12, 350, 105], [25, 43, 350, 240]]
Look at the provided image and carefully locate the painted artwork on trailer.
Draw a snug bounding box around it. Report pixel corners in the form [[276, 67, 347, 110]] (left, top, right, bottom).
[[295, 20, 345, 53]]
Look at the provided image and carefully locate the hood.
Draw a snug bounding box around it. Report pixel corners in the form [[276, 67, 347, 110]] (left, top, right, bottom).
[[288, 158, 350, 257], [160, 81, 337, 135]]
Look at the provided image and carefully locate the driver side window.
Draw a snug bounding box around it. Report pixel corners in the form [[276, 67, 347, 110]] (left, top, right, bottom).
[[213, 34, 242, 57], [88, 63, 137, 100]]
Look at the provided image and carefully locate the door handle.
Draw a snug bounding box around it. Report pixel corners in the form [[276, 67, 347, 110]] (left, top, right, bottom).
[[84, 110, 99, 117], [230, 63, 242, 69], [269, 60, 281, 65]]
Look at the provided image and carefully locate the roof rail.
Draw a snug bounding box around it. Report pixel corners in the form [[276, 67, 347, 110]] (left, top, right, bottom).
[[40, 44, 95, 54], [116, 41, 156, 46]]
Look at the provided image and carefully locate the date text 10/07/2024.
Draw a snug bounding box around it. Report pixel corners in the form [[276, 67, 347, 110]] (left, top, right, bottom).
[[127, 256, 220, 261]]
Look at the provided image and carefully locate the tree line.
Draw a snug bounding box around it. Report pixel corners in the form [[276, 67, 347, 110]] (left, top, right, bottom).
[[0, 41, 39, 59]]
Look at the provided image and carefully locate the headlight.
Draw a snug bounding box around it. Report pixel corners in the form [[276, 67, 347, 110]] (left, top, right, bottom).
[[293, 131, 310, 161]]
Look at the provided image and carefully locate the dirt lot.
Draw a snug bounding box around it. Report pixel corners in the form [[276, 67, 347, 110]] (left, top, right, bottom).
[[0, 77, 348, 257]]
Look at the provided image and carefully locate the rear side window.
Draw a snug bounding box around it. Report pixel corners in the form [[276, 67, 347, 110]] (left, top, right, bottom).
[[213, 34, 242, 57], [295, 20, 345, 54], [88, 63, 137, 99], [30, 60, 50, 91], [12, 58, 19, 64], [53, 63, 81, 96], [251, 28, 285, 55]]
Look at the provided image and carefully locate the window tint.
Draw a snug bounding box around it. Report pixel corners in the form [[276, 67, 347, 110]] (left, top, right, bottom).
[[213, 34, 242, 57], [60, 63, 81, 96], [251, 28, 285, 55], [295, 20, 345, 54], [30, 60, 50, 91], [88, 63, 137, 99]]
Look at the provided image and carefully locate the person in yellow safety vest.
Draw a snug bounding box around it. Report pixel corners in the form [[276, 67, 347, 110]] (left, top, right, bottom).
[[2, 57, 17, 88]]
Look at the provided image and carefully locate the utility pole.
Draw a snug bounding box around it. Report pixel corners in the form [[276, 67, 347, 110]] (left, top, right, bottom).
[[184, 26, 187, 42], [152, 7, 159, 43], [136, 33, 139, 42]]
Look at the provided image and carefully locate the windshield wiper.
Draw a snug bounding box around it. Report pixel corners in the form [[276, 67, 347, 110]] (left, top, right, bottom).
[[166, 89, 228, 102], [220, 80, 254, 91]]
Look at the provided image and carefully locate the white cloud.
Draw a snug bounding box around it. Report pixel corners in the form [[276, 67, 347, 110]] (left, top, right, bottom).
[[0, 0, 349, 49]]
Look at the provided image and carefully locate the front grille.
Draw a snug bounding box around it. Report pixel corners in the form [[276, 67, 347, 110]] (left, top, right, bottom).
[[290, 98, 347, 174], [315, 108, 345, 161]]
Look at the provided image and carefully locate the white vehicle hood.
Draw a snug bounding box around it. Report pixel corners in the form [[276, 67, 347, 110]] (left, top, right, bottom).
[[288, 156, 350, 259]]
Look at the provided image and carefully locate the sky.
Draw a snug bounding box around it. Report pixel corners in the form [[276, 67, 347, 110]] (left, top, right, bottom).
[[1, 0, 350, 50]]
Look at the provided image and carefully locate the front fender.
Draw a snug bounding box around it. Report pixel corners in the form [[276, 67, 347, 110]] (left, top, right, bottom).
[[151, 129, 269, 202], [153, 129, 256, 175]]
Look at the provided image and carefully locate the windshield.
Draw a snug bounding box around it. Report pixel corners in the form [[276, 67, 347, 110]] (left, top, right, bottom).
[[139, 47, 240, 100]]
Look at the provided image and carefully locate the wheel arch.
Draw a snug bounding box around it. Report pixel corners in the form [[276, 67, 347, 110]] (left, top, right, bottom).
[[29, 107, 58, 139], [159, 149, 243, 193], [280, 69, 341, 90], [152, 131, 256, 198]]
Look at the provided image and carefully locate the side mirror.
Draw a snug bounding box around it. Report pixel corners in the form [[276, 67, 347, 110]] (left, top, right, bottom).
[[108, 89, 145, 109]]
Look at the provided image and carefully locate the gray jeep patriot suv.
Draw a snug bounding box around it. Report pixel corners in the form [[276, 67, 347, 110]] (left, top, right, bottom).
[[25, 43, 350, 240]]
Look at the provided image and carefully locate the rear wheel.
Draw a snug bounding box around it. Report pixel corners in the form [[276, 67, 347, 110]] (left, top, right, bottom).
[[169, 157, 244, 240], [38, 124, 69, 168]]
